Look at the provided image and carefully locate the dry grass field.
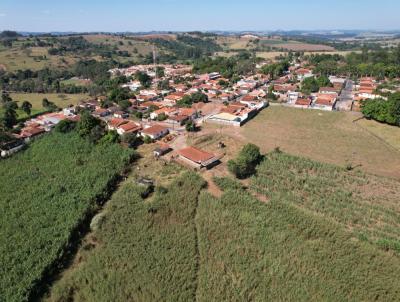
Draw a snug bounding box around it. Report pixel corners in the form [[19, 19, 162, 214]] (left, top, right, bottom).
[[10, 93, 90, 110], [241, 106, 400, 179], [355, 118, 400, 151], [203, 106, 400, 179]]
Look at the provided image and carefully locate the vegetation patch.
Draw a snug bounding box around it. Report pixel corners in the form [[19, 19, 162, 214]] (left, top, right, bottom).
[[0, 132, 134, 302], [196, 188, 400, 301], [48, 172, 206, 302], [251, 151, 400, 253]]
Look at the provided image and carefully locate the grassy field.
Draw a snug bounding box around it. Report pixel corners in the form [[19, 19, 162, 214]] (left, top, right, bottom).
[[0, 132, 134, 302], [356, 118, 400, 151], [10, 93, 90, 109], [236, 106, 400, 179], [0, 46, 78, 71]]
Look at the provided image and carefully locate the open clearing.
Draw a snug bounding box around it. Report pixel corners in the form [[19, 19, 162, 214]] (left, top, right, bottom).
[[203, 106, 400, 179]]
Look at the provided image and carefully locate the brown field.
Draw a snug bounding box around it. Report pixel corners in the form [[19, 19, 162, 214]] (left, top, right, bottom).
[[203, 106, 400, 180], [356, 118, 400, 151]]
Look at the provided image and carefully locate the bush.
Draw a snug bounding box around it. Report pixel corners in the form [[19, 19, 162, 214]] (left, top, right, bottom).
[[228, 143, 262, 179], [55, 119, 76, 133], [361, 93, 400, 126]]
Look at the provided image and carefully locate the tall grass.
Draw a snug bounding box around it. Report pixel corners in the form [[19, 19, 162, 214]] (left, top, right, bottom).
[[49, 172, 206, 302], [196, 189, 400, 301], [0, 132, 133, 302], [251, 151, 400, 253]]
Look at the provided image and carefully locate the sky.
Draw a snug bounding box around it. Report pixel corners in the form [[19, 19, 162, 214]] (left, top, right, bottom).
[[0, 0, 399, 32]]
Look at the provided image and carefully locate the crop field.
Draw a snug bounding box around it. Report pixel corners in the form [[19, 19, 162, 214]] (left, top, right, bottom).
[[45, 149, 400, 301], [0, 132, 134, 302], [238, 106, 400, 179], [197, 186, 400, 301], [251, 151, 400, 253], [48, 172, 206, 302]]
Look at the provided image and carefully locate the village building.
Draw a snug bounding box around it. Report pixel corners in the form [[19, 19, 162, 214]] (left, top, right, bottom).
[[177, 146, 219, 169], [141, 124, 169, 140], [116, 121, 142, 135], [314, 93, 338, 111], [153, 143, 171, 157]]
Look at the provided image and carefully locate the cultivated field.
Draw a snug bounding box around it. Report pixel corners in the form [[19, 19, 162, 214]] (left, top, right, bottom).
[[46, 151, 400, 301], [251, 152, 400, 253], [0, 132, 134, 302], [233, 106, 400, 179], [48, 172, 206, 302]]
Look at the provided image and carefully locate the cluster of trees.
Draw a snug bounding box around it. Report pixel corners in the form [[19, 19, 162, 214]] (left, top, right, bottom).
[[228, 143, 262, 179], [361, 93, 400, 126], [193, 52, 257, 79], [47, 36, 124, 58], [151, 34, 222, 62], [301, 75, 332, 94], [308, 46, 400, 79], [260, 60, 290, 79], [176, 92, 208, 107], [0, 92, 58, 130]]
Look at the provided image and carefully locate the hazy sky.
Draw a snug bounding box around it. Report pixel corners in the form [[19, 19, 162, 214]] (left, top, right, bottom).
[[0, 0, 399, 32]]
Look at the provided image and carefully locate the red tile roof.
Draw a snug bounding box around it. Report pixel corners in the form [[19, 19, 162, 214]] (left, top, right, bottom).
[[142, 124, 168, 136], [295, 98, 311, 106], [178, 146, 215, 164], [108, 118, 128, 128], [118, 121, 142, 133]]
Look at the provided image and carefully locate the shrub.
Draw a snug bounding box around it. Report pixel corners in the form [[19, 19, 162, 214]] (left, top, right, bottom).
[[55, 119, 76, 133], [228, 143, 262, 179]]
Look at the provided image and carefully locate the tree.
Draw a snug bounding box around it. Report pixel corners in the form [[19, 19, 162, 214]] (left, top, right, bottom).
[[361, 93, 400, 126], [1, 92, 12, 104], [89, 125, 106, 143], [55, 119, 76, 133], [1, 106, 18, 129], [301, 77, 319, 94], [42, 98, 58, 111], [100, 130, 120, 144], [77, 111, 102, 137], [21, 101, 32, 116], [156, 66, 165, 78], [135, 71, 152, 88], [316, 76, 332, 88], [185, 120, 197, 132], [143, 135, 153, 144], [121, 132, 140, 147], [228, 143, 262, 179], [157, 113, 168, 121]]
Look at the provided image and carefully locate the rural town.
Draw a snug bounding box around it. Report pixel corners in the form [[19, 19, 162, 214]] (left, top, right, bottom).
[[1, 1, 400, 302]]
